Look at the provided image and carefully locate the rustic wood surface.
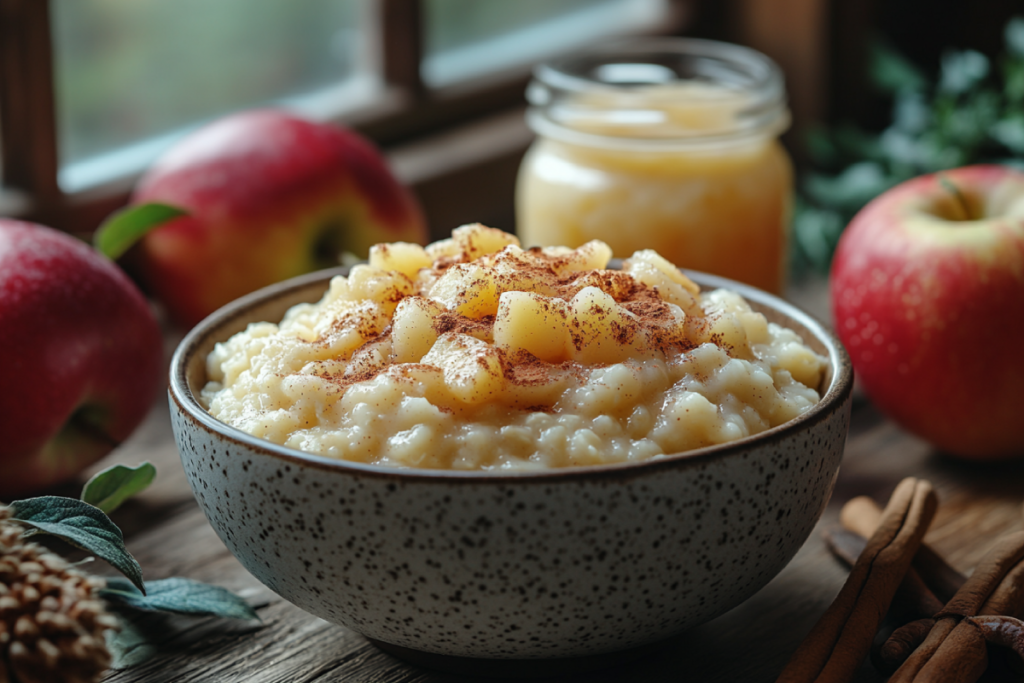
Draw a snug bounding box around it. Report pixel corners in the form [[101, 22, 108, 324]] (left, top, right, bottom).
[[85, 302, 1024, 683]]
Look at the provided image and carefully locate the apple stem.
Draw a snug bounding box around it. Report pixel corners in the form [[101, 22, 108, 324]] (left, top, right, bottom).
[[938, 175, 973, 221]]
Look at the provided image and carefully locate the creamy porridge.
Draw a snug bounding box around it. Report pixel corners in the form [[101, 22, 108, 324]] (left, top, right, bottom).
[[203, 224, 826, 470]]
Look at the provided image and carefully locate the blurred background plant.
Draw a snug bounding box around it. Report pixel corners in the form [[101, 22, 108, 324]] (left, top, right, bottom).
[[792, 15, 1024, 274]]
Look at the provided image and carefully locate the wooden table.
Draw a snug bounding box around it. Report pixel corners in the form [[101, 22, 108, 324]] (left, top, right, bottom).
[[91, 294, 1024, 683]]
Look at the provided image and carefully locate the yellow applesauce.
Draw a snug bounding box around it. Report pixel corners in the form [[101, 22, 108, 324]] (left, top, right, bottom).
[[202, 225, 826, 470], [516, 41, 793, 294]]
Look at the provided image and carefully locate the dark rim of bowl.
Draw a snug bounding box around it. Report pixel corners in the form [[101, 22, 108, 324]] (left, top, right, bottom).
[[169, 266, 853, 483]]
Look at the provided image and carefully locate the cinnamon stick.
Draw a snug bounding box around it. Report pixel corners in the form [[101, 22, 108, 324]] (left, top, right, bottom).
[[909, 619, 988, 683], [887, 618, 958, 683], [775, 478, 938, 683], [877, 618, 934, 669], [979, 553, 1024, 618], [840, 496, 965, 602], [823, 526, 944, 621], [937, 532, 1024, 619], [899, 614, 1024, 683], [888, 530, 1024, 682], [966, 615, 1024, 659]]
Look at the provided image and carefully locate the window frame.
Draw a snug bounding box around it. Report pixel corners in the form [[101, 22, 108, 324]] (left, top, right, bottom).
[[0, 0, 691, 236]]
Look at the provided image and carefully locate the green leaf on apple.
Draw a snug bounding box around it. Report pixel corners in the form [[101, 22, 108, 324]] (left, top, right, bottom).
[[100, 577, 260, 621], [80, 462, 157, 514], [94, 202, 189, 260], [9, 496, 145, 593]]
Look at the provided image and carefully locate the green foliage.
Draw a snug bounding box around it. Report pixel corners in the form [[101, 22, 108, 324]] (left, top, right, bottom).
[[104, 617, 161, 670], [80, 462, 157, 513], [101, 577, 260, 621], [794, 17, 1024, 273], [5, 464, 260, 671], [9, 496, 146, 593]]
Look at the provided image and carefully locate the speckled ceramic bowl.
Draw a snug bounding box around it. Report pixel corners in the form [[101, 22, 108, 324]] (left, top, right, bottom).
[[169, 267, 852, 671]]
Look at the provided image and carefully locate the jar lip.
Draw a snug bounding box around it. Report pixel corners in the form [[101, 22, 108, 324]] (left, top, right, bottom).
[[526, 37, 790, 147], [525, 108, 790, 151]]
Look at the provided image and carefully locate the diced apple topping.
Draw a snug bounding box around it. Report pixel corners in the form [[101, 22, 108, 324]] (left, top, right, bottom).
[[488, 246, 561, 297], [311, 300, 390, 360], [204, 222, 829, 469], [422, 333, 505, 404], [566, 269, 637, 300], [452, 222, 521, 260], [568, 287, 647, 364], [550, 240, 613, 275], [345, 264, 414, 315], [391, 296, 445, 363], [425, 237, 460, 260], [428, 262, 500, 318], [628, 250, 700, 294], [369, 242, 432, 278], [494, 292, 571, 363], [624, 258, 702, 318]]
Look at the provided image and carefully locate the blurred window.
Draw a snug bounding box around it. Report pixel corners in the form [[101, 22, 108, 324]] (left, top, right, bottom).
[[423, 0, 671, 85], [52, 0, 375, 191], [0, 0, 683, 229]]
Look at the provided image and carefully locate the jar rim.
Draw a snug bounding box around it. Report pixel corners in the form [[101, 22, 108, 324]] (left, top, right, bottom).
[[526, 37, 790, 149]]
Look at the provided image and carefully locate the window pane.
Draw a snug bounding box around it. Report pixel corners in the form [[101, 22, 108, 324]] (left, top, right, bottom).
[[52, 0, 377, 191], [423, 0, 672, 86]]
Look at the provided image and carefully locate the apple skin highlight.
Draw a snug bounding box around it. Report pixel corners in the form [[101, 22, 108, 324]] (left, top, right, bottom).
[[0, 220, 163, 497], [133, 109, 427, 328], [830, 164, 1024, 459]]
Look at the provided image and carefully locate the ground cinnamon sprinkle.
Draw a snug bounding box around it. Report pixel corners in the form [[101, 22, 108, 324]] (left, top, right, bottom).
[[500, 349, 550, 386], [303, 236, 710, 402], [431, 311, 494, 338], [498, 348, 590, 391]]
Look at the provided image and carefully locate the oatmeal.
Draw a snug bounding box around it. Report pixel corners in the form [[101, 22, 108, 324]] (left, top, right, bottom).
[[203, 224, 826, 470]]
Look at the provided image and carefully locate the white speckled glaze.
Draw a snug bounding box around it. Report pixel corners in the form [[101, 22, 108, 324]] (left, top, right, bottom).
[[169, 267, 852, 662]]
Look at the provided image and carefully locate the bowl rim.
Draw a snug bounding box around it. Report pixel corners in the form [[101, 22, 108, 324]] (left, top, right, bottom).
[[169, 266, 852, 482]]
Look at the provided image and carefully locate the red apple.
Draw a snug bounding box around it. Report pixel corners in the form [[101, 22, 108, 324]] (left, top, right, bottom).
[[0, 220, 163, 498], [127, 109, 427, 328], [830, 164, 1024, 459]]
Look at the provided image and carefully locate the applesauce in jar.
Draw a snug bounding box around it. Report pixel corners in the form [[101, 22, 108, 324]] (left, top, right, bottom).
[[516, 39, 793, 294]]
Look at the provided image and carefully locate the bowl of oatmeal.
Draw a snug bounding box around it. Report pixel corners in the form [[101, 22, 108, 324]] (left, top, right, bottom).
[[169, 224, 852, 670]]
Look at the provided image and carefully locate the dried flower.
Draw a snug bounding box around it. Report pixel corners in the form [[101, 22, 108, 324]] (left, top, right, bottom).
[[0, 505, 119, 683]]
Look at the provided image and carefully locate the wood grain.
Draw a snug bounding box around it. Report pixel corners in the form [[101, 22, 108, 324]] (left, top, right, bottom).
[[84, 342, 1024, 683]]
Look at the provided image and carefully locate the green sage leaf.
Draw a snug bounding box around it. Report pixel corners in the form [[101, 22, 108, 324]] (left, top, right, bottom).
[[81, 462, 157, 514], [101, 577, 259, 621], [105, 616, 160, 670], [9, 496, 145, 593], [94, 202, 188, 260]]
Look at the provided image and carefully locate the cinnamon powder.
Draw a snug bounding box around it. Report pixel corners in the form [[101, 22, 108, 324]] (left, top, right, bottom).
[[304, 242, 708, 402]]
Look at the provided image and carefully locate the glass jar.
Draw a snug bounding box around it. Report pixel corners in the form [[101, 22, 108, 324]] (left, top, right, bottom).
[[515, 38, 793, 294]]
